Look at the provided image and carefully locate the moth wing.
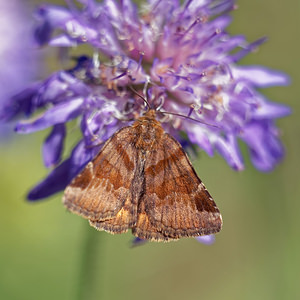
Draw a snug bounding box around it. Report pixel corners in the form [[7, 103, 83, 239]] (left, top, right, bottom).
[[133, 133, 222, 241], [63, 126, 137, 225]]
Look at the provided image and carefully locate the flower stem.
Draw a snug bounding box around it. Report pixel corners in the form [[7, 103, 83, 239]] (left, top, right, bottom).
[[76, 223, 104, 300]]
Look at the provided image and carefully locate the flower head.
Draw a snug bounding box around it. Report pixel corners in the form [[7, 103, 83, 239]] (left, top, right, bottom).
[[1, 0, 290, 200]]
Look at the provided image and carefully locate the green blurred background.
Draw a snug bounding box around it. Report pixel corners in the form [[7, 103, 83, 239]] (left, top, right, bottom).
[[0, 0, 299, 299]]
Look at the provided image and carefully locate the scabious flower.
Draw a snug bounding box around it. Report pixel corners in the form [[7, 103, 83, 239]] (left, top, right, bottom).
[[1, 0, 290, 202], [0, 0, 40, 136]]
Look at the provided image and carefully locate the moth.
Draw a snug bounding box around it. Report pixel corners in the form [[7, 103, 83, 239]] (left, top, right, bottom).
[[63, 109, 222, 241]]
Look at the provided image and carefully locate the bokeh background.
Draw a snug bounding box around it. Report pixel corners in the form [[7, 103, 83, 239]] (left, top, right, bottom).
[[0, 0, 299, 299]]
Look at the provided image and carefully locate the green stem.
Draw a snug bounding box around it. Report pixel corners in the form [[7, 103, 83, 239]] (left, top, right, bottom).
[[76, 223, 104, 300]]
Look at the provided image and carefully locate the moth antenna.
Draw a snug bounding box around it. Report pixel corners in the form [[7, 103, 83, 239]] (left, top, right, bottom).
[[160, 111, 220, 129], [128, 85, 151, 110]]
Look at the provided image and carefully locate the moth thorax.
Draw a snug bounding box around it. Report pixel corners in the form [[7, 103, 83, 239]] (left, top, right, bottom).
[[134, 122, 163, 149]]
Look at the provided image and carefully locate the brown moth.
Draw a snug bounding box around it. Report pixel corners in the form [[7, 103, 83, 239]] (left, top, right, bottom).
[[63, 109, 222, 241]]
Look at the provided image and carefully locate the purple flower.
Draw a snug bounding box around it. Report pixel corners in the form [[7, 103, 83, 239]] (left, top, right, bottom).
[[0, 0, 40, 115], [1, 0, 290, 201]]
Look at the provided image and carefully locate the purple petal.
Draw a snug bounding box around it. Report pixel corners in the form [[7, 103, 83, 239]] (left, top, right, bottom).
[[121, 0, 139, 23], [195, 235, 216, 245], [28, 158, 72, 200], [0, 83, 40, 121], [34, 17, 52, 46], [231, 37, 267, 62], [233, 66, 290, 87], [36, 5, 72, 27], [209, 15, 232, 32], [214, 134, 244, 171], [49, 35, 78, 47], [42, 124, 66, 168], [35, 4, 101, 48], [240, 121, 285, 172], [209, 0, 235, 15], [34, 5, 71, 45], [38, 72, 90, 105], [220, 35, 246, 54], [131, 235, 216, 246], [28, 140, 99, 200], [253, 100, 292, 120], [69, 140, 100, 174], [131, 237, 147, 247], [2, 71, 89, 124], [15, 97, 84, 133], [186, 127, 214, 156]]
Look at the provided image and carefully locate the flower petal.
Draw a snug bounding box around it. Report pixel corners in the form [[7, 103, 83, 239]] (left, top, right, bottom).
[[27, 158, 72, 200], [15, 97, 84, 133], [34, 5, 72, 45], [231, 37, 267, 62], [187, 127, 214, 156], [214, 134, 244, 171], [240, 121, 285, 171], [131, 237, 147, 247], [0, 83, 41, 121], [233, 66, 290, 87], [195, 235, 216, 245], [253, 100, 291, 119], [49, 34, 78, 47], [28, 140, 99, 200], [42, 124, 66, 168]]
